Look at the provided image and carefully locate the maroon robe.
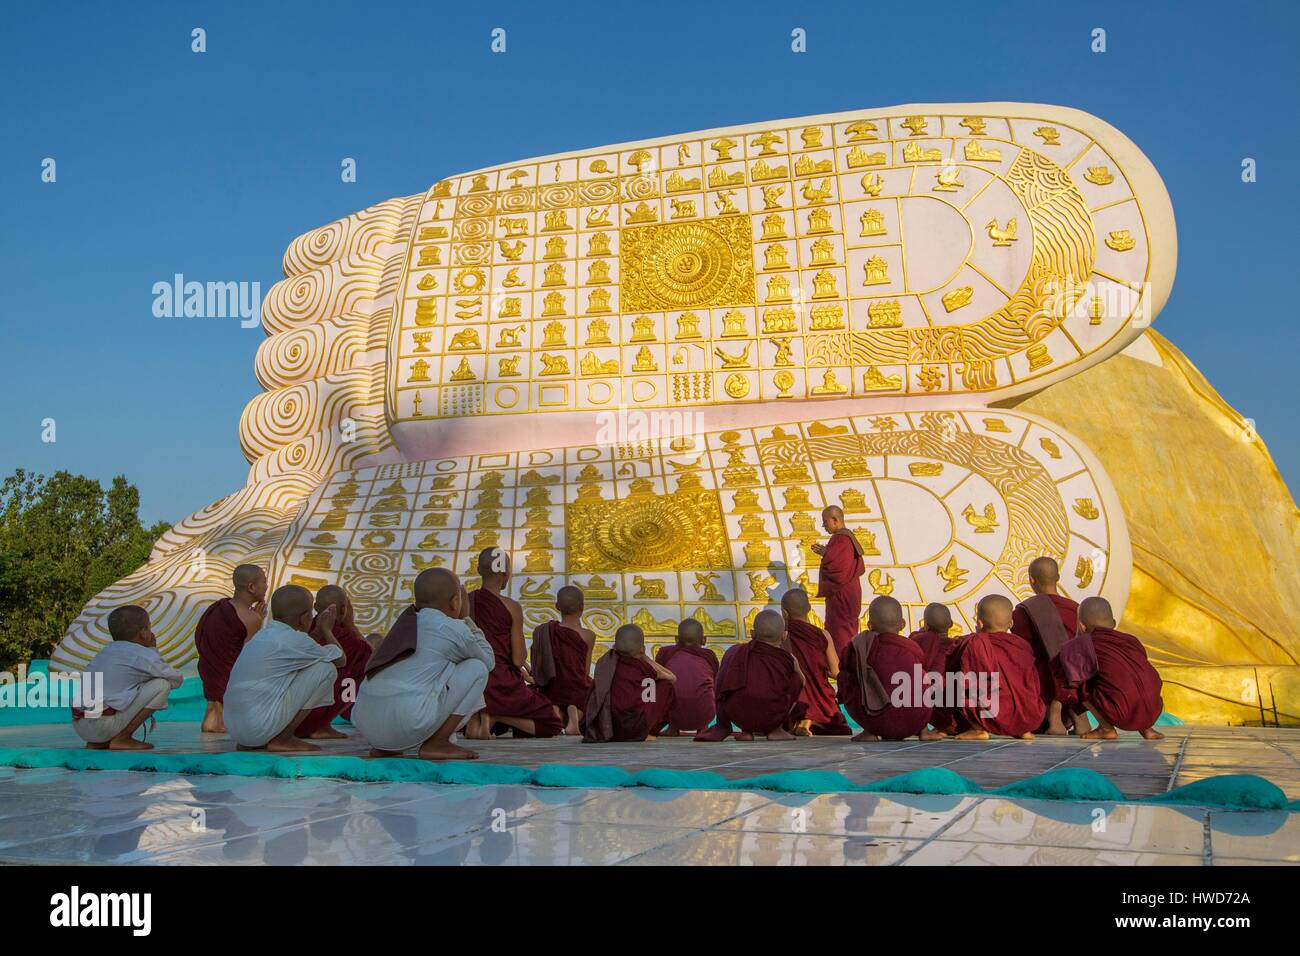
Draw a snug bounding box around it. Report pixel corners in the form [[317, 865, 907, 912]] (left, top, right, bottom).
[[837, 631, 931, 739], [908, 628, 961, 734], [953, 630, 1046, 738], [817, 530, 866, 656], [581, 653, 675, 742], [194, 597, 249, 703], [784, 620, 851, 735], [295, 618, 373, 737], [470, 588, 562, 737], [714, 641, 806, 735], [1012, 592, 1078, 712], [530, 621, 594, 712], [1053, 627, 1164, 731], [656, 644, 718, 732]]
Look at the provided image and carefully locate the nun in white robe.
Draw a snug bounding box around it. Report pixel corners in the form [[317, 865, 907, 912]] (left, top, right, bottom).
[[223, 619, 342, 747]]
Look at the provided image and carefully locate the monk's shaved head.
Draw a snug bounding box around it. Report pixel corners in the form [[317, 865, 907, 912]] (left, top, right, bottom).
[[232, 564, 264, 589], [922, 602, 952, 634], [677, 617, 704, 646], [781, 587, 812, 618], [976, 594, 1014, 632], [1028, 556, 1060, 587], [556, 585, 584, 616], [314, 584, 347, 612], [614, 624, 645, 656], [1078, 596, 1116, 631], [107, 604, 150, 642], [414, 568, 460, 611], [752, 608, 786, 644], [270, 584, 313, 625], [477, 546, 510, 579], [821, 505, 844, 521], [867, 595, 904, 635]]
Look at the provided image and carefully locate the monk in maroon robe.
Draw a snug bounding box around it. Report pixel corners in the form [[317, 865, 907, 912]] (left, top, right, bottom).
[[462, 548, 563, 739], [530, 585, 595, 736], [952, 595, 1045, 739], [194, 564, 267, 734], [781, 588, 850, 736], [294, 585, 373, 739], [837, 596, 937, 741], [695, 610, 806, 741], [1054, 597, 1165, 740], [1011, 556, 1086, 736], [812, 506, 866, 656], [908, 602, 961, 735], [655, 618, 718, 735], [582, 625, 677, 742]]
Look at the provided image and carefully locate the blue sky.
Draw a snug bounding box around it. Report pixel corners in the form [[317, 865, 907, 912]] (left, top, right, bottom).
[[2, 0, 1296, 524]]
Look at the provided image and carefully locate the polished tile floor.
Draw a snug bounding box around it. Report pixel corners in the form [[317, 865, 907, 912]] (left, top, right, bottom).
[[0, 723, 1296, 864]]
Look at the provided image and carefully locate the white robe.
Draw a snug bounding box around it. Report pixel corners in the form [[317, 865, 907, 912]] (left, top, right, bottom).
[[223, 619, 342, 747], [352, 608, 494, 752]]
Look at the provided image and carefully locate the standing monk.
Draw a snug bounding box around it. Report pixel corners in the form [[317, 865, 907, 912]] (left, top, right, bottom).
[[581, 624, 677, 742], [811, 506, 866, 656], [1011, 557, 1085, 736], [531, 585, 596, 736], [952, 595, 1045, 740], [908, 602, 961, 735], [1055, 597, 1165, 741], [294, 585, 373, 739], [655, 619, 718, 736], [695, 610, 806, 742], [781, 588, 850, 736], [837, 596, 937, 741], [194, 564, 267, 734], [464, 548, 563, 739]]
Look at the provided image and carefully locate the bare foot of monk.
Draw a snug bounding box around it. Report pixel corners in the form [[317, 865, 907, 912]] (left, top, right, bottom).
[[201, 701, 226, 735], [304, 727, 348, 740], [919, 728, 945, 741], [645, 735, 658, 741], [1070, 714, 1092, 736], [955, 728, 990, 740], [107, 737, 155, 751], [418, 741, 479, 761], [1140, 727, 1165, 740], [462, 713, 491, 740], [735, 732, 755, 741], [241, 736, 321, 754], [1017, 732, 1036, 740], [564, 705, 582, 737], [1044, 701, 1069, 735], [793, 719, 813, 737], [851, 731, 880, 742], [368, 748, 404, 758], [85, 741, 110, 750], [1081, 727, 1119, 740], [767, 728, 795, 741]]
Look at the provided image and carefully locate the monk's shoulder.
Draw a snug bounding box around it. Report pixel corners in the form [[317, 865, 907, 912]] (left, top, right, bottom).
[[502, 593, 524, 618], [578, 626, 598, 647]]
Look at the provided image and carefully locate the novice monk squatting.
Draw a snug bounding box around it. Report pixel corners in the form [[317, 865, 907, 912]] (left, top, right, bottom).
[[351, 568, 494, 760], [781, 588, 850, 736], [72, 605, 184, 751], [530, 585, 595, 736], [223, 584, 348, 754], [466, 548, 563, 739], [951, 594, 1046, 740], [1012, 556, 1087, 736], [293, 585, 373, 740], [1053, 596, 1165, 741], [654, 618, 718, 736], [581, 624, 677, 742], [194, 563, 267, 734], [696, 609, 806, 742], [811, 506, 866, 656], [908, 603, 961, 736], [837, 596, 937, 741]]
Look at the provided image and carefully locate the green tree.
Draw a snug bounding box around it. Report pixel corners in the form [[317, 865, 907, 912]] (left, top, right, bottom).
[[0, 469, 169, 670]]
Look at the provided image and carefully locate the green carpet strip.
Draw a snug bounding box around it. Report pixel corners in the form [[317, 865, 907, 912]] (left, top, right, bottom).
[[0, 747, 1293, 812]]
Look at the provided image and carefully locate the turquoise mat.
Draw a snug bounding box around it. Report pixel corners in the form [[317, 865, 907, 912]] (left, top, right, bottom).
[[0, 747, 1293, 812]]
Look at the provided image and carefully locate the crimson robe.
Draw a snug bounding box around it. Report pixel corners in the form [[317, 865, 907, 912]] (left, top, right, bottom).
[[837, 631, 931, 739], [470, 588, 562, 737], [581, 653, 675, 742], [784, 620, 851, 735], [908, 629, 961, 734], [1012, 593, 1078, 712], [531, 621, 594, 712], [295, 619, 373, 737], [656, 644, 717, 732], [194, 597, 248, 702], [1053, 627, 1164, 731], [817, 530, 865, 656], [953, 630, 1046, 738], [714, 641, 806, 735]]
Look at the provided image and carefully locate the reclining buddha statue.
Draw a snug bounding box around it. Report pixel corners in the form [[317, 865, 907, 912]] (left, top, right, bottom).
[[54, 102, 1300, 724]]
